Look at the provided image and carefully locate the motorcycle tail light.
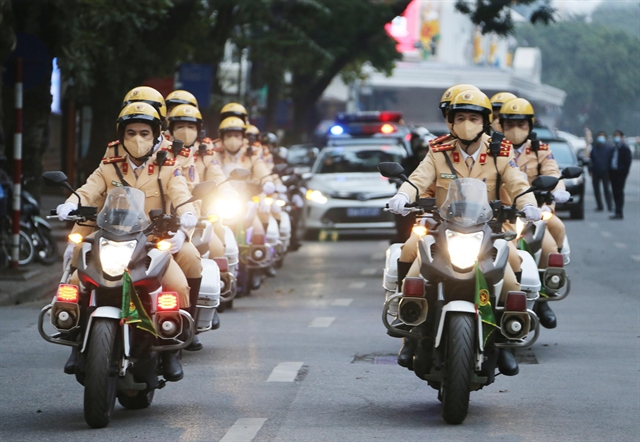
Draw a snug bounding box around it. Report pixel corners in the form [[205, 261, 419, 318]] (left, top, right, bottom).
[[214, 257, 229, 273], [157, 292, 179, 311], [547, 253, 564, 268], [252, 233, 265, 245], [505, 291, 527, 311], [403, 277, 425, 298], [56, 284, 79, 303]]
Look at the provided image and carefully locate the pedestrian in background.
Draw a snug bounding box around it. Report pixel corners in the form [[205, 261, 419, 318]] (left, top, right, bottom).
[[609, 130, 632, 220], [588, 131, 613, 212]]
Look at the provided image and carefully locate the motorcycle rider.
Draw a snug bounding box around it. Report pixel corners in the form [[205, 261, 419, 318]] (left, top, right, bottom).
[[499, 97, 570, 329], [56, 102, 201, 380], [489, 92, 517, 133], [165, 90, 198, 116], [387, 89, 542, 375], [245, 124, 262, 151]]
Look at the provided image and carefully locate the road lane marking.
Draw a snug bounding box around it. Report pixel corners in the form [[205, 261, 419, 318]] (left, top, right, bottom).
[[630, 255, 640, 262], [309, 317, 335, 327], [220, 418, 267, 442], [267, 362, 304, 382], [601, 231, 612, 238], [331, 298, 353, 306], [348, 281, 366, 289], [614, 242, 627, 249], [360, 268, 377, 276]]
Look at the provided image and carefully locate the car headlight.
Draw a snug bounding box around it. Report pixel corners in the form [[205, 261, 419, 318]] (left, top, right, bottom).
[[100, 239, 137, 277], [446, 230, 483, 270], [216, 198, 242, 220], [306, 189, 328, 204]]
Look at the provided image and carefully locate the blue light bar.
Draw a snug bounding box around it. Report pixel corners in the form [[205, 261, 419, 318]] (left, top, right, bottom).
[[330, 125, 344, 135]]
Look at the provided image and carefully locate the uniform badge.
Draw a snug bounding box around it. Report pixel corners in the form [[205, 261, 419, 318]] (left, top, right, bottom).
[[479, 153, 487, 164], [546, 153, 555, 160], [122, 162, 128, 173], [440, 173, 456, 179], [174, 168, 182, 177], [508, 160, 518, 168], [148, 164, 155, 175], [526, 148, 531, 155], [189, 165, 196, 182], [452, 152, 460, 163], [111, 180, 123, 187]]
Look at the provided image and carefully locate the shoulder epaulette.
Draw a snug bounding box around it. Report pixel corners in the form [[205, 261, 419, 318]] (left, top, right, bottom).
[[429, 134, 452, 146], [538, 142, 549, 151], [162, 158, 177, 166], [430, 142, 455, 153], [178, 147, 192, 158], [498, 139, 512, 157], [107, 140, 119, 147], [201, 137, 212, 144], [102, 156, 125, 164]]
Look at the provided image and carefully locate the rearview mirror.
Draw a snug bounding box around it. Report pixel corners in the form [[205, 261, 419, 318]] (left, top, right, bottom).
[[42, 171, 69, 187], [531, 175, 559, 191], [229, 168, 251, 181], [378, 162, 405, 178], [273, 163, 289, 175], [191, 180, 217, 201], [561, 166, 583, 179]]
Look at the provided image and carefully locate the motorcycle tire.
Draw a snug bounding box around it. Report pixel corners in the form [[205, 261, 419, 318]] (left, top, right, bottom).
[[83, 319, 119, 428], [441, 313, 474, 425], [117, 388, 154, 410], [220, 299, 233, 311], [35, 226, 58, 265], [4, 229, 35, 265]]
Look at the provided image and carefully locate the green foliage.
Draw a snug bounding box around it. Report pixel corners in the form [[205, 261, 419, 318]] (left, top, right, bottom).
[[517, 20, 640, 134], [591, 1, 640, 38], [455, 0, 555, 35]]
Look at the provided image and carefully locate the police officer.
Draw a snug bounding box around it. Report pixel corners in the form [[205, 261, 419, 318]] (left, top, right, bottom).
[[489, 92, 517, 133], [387, 89, 542, 376], [165, 90, 199, 117], [499, 97, 570, 328], [245, 124, 261, 149], [56, 103, 201, 380]]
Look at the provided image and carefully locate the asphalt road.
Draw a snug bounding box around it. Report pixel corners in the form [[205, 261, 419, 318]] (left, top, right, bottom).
[[0, 165, 638, 441]]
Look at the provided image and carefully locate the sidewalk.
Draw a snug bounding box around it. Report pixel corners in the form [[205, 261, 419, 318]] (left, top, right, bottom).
[[0, 193, 70, 306]]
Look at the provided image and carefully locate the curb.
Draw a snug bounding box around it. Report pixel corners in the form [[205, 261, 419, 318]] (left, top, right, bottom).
[[0, 265, 60, 306]]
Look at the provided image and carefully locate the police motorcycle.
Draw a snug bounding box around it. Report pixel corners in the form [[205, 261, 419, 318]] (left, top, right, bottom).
[[261, 164, 295, 268], [279, 165, 307, 252], [514, 166, 583, 315], [37, 171, 217, 428], [378, 162, 555, 425]]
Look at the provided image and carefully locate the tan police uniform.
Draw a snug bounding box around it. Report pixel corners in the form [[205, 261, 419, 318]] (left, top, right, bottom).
[[66, 148, 202, 307], [397, 133, 537, 299]]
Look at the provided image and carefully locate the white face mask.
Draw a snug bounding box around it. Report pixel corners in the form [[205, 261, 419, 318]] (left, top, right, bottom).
[[223, 137, 243, 154], [172, 127, 198, 147], [124, 135, 154, 160], [504, 127, 529, 146], [453, 120, 483, 144]]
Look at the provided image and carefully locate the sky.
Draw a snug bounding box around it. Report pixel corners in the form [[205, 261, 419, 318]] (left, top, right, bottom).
[[552, 0, 602, 15]]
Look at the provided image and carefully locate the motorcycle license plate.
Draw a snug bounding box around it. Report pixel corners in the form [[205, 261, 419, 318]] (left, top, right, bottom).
[[346, 207, 381, 218]]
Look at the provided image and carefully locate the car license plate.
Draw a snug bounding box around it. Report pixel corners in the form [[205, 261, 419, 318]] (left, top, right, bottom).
[[346, 208, 381, 218]]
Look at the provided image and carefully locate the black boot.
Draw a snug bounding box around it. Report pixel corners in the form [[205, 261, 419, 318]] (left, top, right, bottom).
[[64, 347, 79, 374], [185, 278, 203, 352], [514, 270, 522, 284], [536, 302, 557, 329], [161, 350, 184, 381], [397, 337, 416, 369], [396, 260, 412, 292], [498, 349, 519, 376]]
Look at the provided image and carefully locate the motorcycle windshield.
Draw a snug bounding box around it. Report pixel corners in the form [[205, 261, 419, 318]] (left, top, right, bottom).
[[97, 187, 150, 235], [440, 178, 493, 227]]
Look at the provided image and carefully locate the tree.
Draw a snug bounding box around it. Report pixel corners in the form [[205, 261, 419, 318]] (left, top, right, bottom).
[[455, 0, 555, 35], [517, 19, 640, 134]]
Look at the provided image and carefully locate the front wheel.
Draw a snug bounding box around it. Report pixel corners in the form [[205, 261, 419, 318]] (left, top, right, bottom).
[[441, 313, 475, 425], [84, 319, 119, 428]]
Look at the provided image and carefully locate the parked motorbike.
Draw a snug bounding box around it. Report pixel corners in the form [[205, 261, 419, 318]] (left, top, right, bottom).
[[377, 162, 560, 424], [37, 171, 218, 428]]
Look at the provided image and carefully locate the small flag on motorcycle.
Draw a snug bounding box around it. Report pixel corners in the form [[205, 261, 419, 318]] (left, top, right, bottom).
[[475, 263, 497, 346], [121, 270, 157, 337]]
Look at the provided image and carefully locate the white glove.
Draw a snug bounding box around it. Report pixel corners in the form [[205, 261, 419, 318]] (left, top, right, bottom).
[[552, 189, 571, 204], [263, 182, 276, 195], [541, 205, 553, 213], [180, 212, 198, 230], [271, 202, 282, 215], [166, 230, 186, 254], [259, 199, 271, 214], [276, 184, 287, 194], [292, 194, 304, 208], [63, 242, 75, 269], [522, 204, 542, 222], [56, 202, 77, 221], [388, 192, 410, 216]]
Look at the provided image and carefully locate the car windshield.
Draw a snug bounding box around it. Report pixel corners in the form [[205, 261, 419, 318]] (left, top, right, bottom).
[[547, 141, 576, 169], [97, 187, 150, 236], [440, 179, 493, 227], [316, 147, 404, 174]]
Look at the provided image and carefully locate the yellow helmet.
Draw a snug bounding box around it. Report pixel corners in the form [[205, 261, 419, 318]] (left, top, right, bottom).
[[490, 92, 518, 111], [122, 86, 167, 120], [499, 98, 535, 124], [448, 89, 493, 124], [168, 104, 203, 129], [220, 102, 248, 123], [116, 102, 161, 138], [219, 116, 246, 134], [439, 84, 480, 117], [245, 124, 260, 136], [165, 90, 198, 109]]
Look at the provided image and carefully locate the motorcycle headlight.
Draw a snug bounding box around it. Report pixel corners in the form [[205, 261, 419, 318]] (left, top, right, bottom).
[[305, 189, 328, 204], [216, 198, 242, 220], [446, 230, 483, 270], [99, 239, 137, 277]]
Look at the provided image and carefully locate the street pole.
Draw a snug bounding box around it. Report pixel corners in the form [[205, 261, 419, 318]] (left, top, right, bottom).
[[11, 58, 23, 269]]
